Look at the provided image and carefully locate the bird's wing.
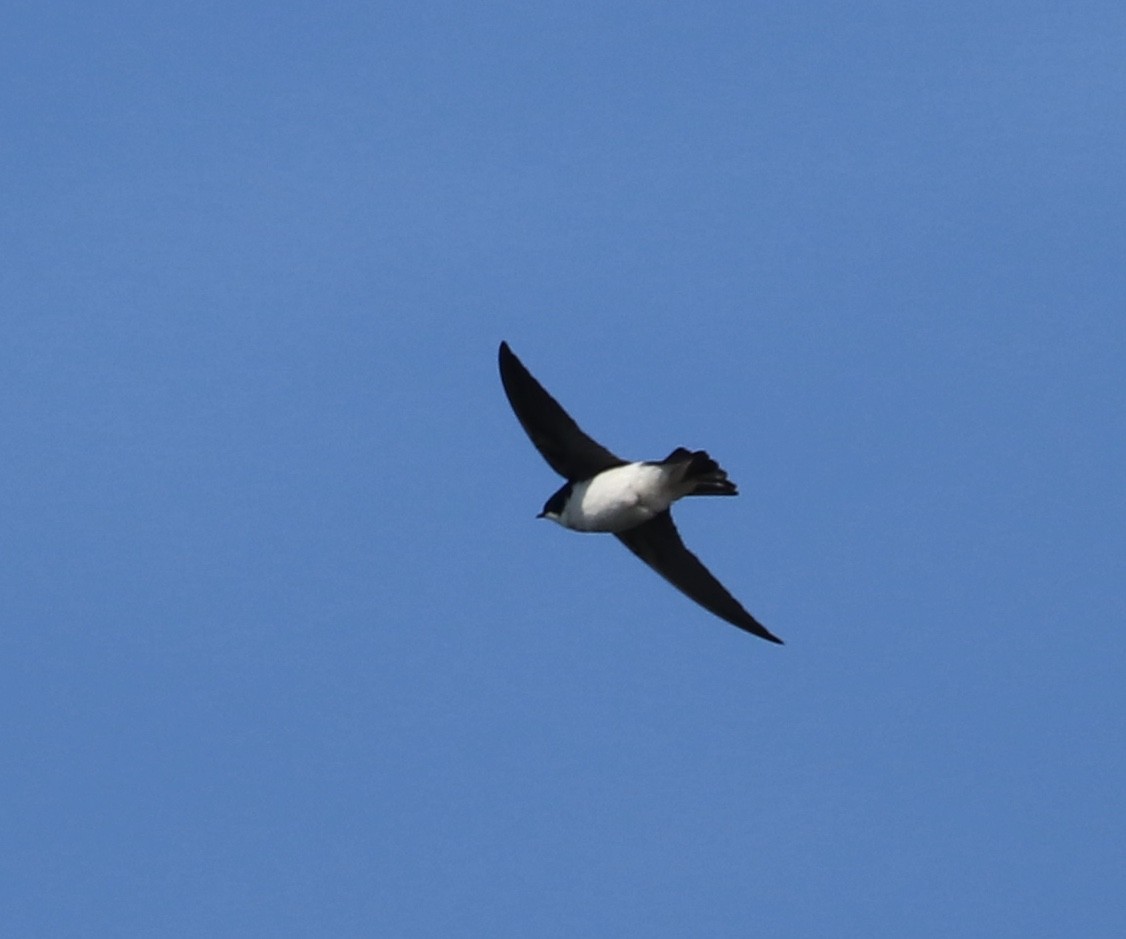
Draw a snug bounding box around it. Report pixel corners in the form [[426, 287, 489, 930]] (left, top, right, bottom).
[[616, 511, 783, 643], [498, 341, 625, 481]]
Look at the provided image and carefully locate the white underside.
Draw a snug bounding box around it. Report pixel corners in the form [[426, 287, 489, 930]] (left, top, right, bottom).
[[558, 462, 680, 532]]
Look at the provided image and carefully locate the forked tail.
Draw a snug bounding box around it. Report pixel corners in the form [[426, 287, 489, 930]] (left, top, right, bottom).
[[661, 447, 738, 496]]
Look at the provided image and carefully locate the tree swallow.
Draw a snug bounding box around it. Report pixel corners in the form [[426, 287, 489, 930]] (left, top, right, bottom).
[[498, 341, 782, 644]]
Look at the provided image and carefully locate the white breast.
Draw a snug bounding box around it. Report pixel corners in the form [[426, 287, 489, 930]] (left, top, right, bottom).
[[560, 462, 675, 532]]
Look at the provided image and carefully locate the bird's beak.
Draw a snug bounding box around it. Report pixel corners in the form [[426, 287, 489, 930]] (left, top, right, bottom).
[[535, 511, 546, 519]]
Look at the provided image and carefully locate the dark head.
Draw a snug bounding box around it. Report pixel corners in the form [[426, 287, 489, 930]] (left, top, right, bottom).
[[537, 483, 572, 523]]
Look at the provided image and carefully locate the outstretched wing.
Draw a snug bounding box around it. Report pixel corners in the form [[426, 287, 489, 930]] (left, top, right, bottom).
[[616, 511, 782, 643], [498, 341, 625, 481]]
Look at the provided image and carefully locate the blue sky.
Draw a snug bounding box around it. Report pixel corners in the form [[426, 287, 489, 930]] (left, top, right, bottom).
[[3, 2, 1125, 935]]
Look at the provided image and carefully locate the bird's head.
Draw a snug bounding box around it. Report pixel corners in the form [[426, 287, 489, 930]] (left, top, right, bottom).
[[537, 483, 571, 524]]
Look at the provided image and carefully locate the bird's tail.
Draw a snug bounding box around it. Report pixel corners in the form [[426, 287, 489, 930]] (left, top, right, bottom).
[[660, 447, 738, 496]]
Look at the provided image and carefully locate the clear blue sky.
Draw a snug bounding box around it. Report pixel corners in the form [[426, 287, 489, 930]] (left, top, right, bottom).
[[4, 2, 1124, 936]]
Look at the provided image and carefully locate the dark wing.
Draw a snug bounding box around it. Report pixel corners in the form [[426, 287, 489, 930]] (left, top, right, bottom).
[[498, 341, 625, 481], [616, 511, 783, 643]]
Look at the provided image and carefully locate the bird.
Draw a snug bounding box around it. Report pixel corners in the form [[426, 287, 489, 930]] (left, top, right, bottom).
[[498, 341, 782, 644]]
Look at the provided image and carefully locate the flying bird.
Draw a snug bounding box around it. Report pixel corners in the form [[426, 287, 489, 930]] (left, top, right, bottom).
[[498, 341, 782, 643]]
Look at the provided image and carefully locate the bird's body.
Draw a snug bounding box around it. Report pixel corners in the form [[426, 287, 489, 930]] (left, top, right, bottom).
[[498, 341, 782, 644], [545, 462, 681, 532]]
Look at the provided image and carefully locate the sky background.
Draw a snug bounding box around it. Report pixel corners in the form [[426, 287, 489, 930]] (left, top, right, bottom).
[[3, 2, 1125, 936]]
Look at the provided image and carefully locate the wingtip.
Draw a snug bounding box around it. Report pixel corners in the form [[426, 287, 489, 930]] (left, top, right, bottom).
[[498, 341, 521, 383], [754, 623, 785, 644], [498, 341, 511, 373], [743, 615, 784, 644]]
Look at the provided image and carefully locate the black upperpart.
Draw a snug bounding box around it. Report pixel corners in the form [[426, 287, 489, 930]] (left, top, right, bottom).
[[538, 482, 573, 518], [498, 341, 625, 482]]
